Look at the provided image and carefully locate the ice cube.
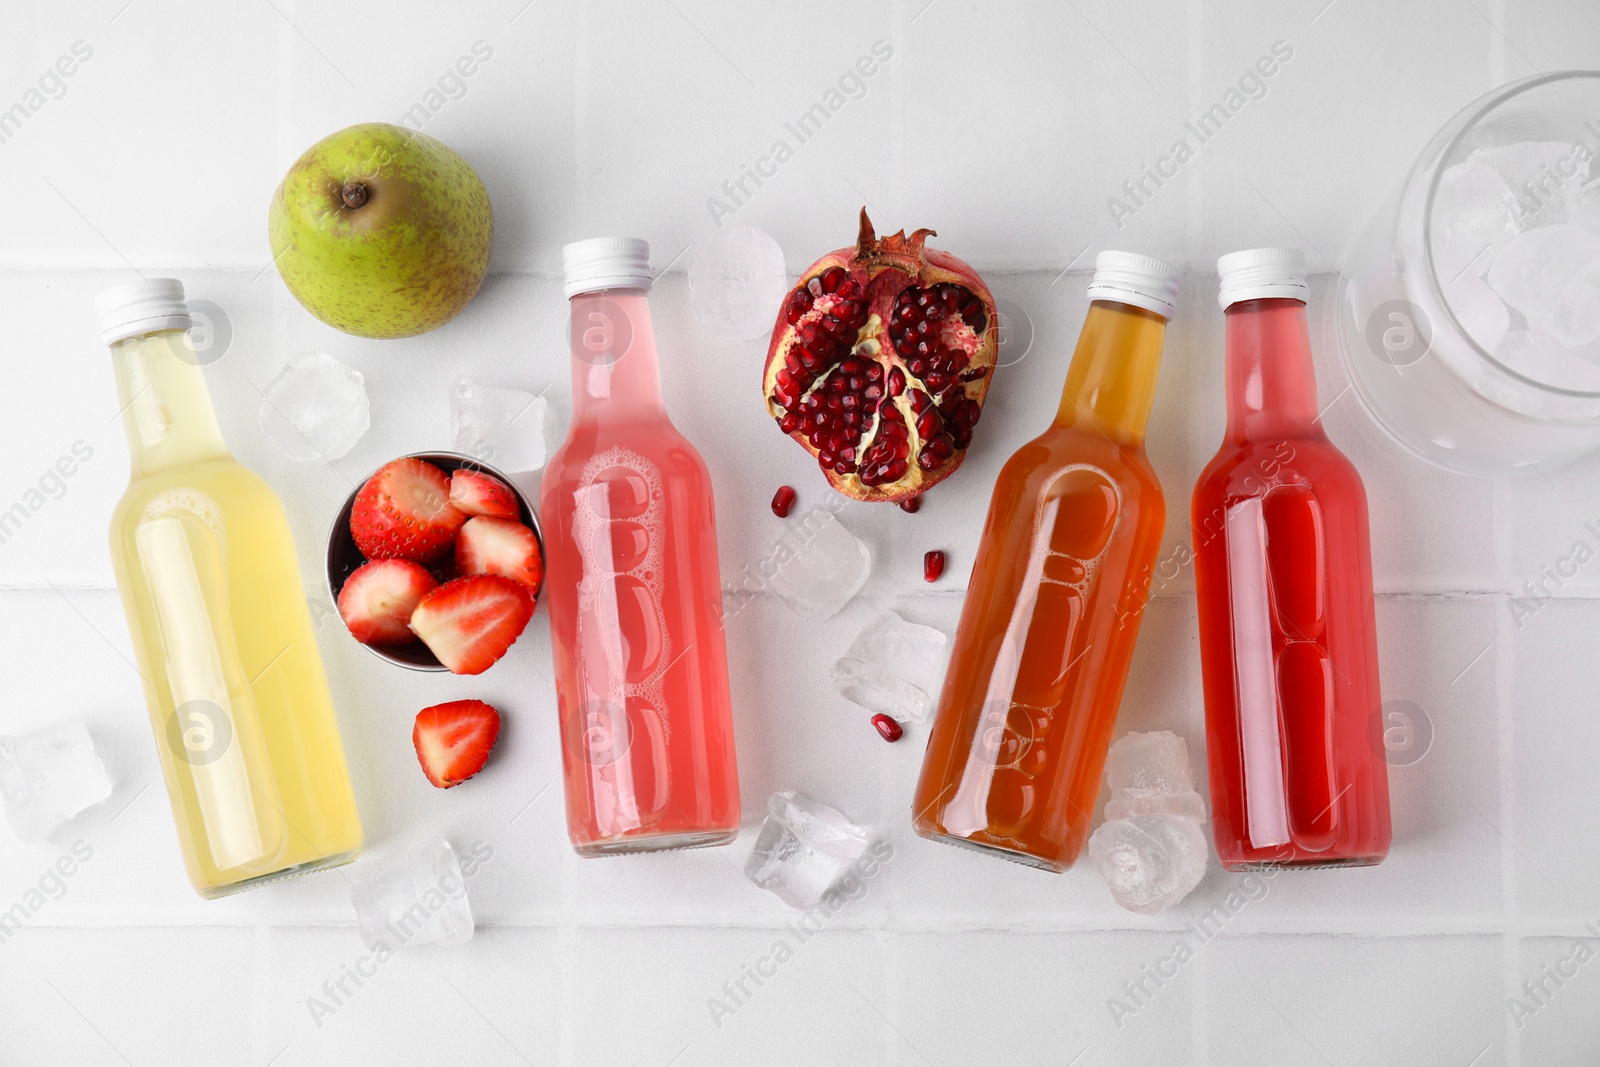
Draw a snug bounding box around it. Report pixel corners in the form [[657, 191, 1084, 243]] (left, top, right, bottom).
[[256, 353, 370, 462], [1550, 257, 1600, 348], [1102, 731, 1207, 824], [1105, 730, 1196, 795], [1105, 790, 1207, 821], [0, 721, 114, 843], [1086, 814, 1209, 915], [450, 376, 548, 473], [1444, 272, 1511, 353], [1473, 141, 1585, 230], [830, 611, 948, 724], [1572, 184, 1600, 235], [764, 509, 871, 619], [349, 839, 474, 950], [744, 791, 871, 910], [688, 226, 788, 340], [1431, 161, 1519, 278], [1494, 330, 1600, 391], [1487, 225, 1600, 338]]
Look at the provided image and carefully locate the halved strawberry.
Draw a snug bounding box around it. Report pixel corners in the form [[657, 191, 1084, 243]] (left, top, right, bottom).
[[337, 558, 438, 645], [408, 574, 533, 675], [350, 458, 466, 564], [413, 699, 501, 788], [449, 468, 519, 520], [455, 517, 544, 596]]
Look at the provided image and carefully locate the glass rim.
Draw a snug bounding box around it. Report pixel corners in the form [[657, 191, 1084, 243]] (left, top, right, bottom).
[[1420, 69, 1600, 400]]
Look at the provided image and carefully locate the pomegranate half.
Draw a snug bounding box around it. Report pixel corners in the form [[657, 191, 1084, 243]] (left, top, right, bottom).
[[763, 210, 998, 503]]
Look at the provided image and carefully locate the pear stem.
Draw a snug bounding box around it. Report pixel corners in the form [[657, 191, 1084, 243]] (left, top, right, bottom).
[[340, 180, 368, 209]]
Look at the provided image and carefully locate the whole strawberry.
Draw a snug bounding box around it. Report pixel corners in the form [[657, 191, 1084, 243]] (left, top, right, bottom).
[[350, 458, 466, 563]]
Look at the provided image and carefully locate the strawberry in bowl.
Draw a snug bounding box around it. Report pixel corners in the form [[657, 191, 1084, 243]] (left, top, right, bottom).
[[327, 452, 544, 673]]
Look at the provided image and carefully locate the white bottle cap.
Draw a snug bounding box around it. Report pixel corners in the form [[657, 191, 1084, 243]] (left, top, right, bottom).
[[94, 278, 193, 346], [1085, 251, 1183, 320], [562, 237, 653, 299], [1216, 247, 1309, 309]]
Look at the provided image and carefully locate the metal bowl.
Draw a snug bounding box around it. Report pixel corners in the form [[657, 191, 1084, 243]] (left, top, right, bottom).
[[325, 450, 544, 672]]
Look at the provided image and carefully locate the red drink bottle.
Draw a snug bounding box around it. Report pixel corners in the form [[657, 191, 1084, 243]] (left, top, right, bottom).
[[1192, 248, 1392, 870]]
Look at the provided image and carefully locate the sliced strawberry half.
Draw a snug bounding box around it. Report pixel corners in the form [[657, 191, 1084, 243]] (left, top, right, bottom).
[[413, 699, 501, 788], [455, 517, 544, 597], [337, 558, 438, 645], [409, 574, 533, 675], [449, 468, 520, 520], [350, 458, 466, 564]]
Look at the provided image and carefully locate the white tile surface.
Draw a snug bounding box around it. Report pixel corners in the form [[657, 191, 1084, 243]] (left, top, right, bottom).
[[1205, 934, 1505, 1066], [4, 0, 1598, 1062], [1506, 599, 1600, 923]]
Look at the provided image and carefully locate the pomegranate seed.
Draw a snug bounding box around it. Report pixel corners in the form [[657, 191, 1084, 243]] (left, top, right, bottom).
[[924, 550, 946, 582], [871, 714, 904, 743], [899, 496, 921, 513], [771, 486, 797, 518]]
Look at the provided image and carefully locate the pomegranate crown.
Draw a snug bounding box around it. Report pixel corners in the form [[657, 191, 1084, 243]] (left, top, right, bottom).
[[854, 208, 936, 275]]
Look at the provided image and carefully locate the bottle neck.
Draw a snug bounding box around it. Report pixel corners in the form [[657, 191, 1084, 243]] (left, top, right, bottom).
[[110, 328, 231, 475], [1223, 298, 1322, 442], [1054, 299, 1168, 445], [568, 289, 664, 419]]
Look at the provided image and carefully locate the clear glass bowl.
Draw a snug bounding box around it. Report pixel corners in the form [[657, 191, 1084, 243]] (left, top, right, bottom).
[[1336, 71, 1600, 476]]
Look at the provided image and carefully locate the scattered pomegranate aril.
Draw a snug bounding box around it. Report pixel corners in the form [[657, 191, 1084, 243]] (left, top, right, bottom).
[[762, 209, 999, 504], [872, 714, 904, 743], [924, 550, 946, 583], [899, 496, 921, 514], [771, 485, 797, 518]]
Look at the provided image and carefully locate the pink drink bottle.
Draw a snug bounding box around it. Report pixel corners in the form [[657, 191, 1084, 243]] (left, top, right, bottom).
[[541, 238, 741, 855], [1192, 248, 1391, 870]]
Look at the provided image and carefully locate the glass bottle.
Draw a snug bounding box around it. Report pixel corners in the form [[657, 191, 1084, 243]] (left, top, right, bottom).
[[1192, 248, 1392, 869], [541, 238, 741, 855], [98, 279, 362, 897], [912, 253, 1181, 871]]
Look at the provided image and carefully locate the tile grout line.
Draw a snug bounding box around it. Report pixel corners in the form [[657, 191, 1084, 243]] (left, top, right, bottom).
[[1186, 4, 1207, 1061], [572, 0, 591, 237], [252, 923, 273, 1065], [259, 11, 296, 1058], [1492, 455, 1522, 1067], [5, 584, 1589, 602], [882, 925, 900, 1067], [557, 759, 580, 1067], [889, 0, 903, 224], [4, 917, 1551, 936]]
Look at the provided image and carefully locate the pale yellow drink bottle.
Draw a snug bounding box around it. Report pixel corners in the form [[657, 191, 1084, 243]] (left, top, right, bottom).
[[97, 279, 362, 897]]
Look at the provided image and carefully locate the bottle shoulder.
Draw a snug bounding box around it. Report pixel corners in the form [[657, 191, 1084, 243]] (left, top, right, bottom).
[[545, 419, 708, 477], [999, 427, 1164, 502], [1192, 436, 1371, 544], [1197, 436, 1363, 493], [113, 459, 281, 529]]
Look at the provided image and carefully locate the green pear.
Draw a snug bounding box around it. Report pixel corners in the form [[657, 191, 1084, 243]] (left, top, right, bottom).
[[268, 123, 492, 339]]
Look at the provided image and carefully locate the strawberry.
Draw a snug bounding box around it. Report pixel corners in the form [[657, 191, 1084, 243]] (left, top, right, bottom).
[[336, 558, 438, 645], [408, 574, 533, 675], [413, 699, 501, 788], [449, 468, 520, 520], [350, 458, 466, 564], [455, 517, 544, 596]]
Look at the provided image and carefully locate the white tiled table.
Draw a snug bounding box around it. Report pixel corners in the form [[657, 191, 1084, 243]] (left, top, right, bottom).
[[3, 2, 1599, 1064]]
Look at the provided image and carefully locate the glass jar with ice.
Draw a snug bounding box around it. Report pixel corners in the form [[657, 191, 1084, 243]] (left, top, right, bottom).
[[1337, 71, 1600, 475]]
